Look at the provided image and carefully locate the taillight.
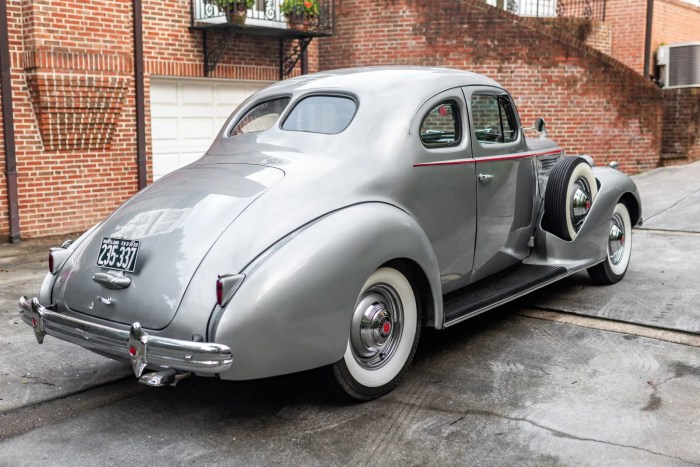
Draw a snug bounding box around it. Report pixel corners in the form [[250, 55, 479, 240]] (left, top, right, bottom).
[[216, 277, 224, 306], [215, 274, 245, 307], [48, 247, 73, 275]]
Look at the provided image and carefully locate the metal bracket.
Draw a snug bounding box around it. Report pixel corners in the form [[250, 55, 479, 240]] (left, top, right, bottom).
[[202, 28, 237, 76], [280, 37, 313, 79]]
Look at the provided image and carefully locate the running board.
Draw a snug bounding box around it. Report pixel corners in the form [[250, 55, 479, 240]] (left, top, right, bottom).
[[443, 264, 567, 327]]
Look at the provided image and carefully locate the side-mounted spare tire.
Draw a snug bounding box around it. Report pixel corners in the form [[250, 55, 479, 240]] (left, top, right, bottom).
[[543, 156, 598, 241]]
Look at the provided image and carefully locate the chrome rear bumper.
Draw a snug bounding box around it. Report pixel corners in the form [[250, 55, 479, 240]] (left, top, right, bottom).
[[19, 296, 233, 378]]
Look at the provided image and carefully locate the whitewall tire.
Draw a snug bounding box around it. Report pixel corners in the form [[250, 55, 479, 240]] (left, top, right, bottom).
[[544, 156, 598, 241], [588, 202, 633, 284], [330, 265, 421, 401]]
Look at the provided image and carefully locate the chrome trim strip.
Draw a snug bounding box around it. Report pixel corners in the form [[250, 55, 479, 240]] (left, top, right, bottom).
[[19, 296, 233, 376], [413, 148, 563, 168]]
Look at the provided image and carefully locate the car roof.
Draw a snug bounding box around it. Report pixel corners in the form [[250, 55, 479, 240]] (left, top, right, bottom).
[[254, 67, 502, 103]]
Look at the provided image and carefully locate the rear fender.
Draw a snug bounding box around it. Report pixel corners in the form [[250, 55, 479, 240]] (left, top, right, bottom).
[[212, 202, 441, 381]]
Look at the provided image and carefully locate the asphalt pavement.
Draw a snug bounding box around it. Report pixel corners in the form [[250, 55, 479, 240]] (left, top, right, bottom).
[[0, 161, 699, 465]]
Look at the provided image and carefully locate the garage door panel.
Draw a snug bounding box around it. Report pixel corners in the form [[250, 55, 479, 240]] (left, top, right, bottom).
[[217, 86, 253, 104], [182, 84, 214, 104], [151, 118, 178, 141], [151, 78, 268, 180], [151, 82, 178, 104], [180, 117, 216, 138]]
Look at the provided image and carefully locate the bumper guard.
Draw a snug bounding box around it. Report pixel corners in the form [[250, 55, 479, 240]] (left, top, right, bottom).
[[19, 296, 233, 378]]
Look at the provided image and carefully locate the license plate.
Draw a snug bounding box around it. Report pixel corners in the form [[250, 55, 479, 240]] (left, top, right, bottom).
[[96, 237, 140, 273]]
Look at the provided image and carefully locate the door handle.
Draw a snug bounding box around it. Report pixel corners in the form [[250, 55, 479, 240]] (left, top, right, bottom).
[[478, 173, 494, 183]]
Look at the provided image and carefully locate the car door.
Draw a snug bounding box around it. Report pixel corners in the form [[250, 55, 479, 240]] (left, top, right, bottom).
[[407, 89, 477, 294], [463, 86, 538, 283]]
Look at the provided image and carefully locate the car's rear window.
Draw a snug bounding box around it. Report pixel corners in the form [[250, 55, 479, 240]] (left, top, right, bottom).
[[231, 97, 290, 136], [282, 96, 357, 134]]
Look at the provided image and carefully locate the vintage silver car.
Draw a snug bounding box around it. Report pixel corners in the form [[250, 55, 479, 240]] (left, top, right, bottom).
[[20, 67, 641, 400]]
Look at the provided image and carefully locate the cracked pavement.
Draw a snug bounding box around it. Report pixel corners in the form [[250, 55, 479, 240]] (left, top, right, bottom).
[[1, 162, 699, 465]]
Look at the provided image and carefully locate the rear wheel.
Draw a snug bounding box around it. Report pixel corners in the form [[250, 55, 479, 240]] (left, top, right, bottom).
[[588, 202, 633, 284], [330, 266, 421, 401], [544, 157, 598, 240]]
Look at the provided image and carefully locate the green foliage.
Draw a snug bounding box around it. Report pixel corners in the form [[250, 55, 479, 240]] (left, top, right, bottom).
[[213, 0, 255, 10], [280, 0, 320, 18]]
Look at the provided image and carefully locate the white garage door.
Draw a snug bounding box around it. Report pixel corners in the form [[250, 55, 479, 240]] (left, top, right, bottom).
[[150, 78, 269, 180]]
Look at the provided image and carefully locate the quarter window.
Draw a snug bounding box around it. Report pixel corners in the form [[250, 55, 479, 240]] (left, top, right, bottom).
[[420, 101, 461, 148], [282, 95, 357, 134], [231, 97, 291, 136], [471, 94, 519, 144]]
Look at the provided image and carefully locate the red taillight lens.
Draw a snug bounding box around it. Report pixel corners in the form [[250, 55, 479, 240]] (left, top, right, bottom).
[[48, 252, 55, 274], [216, 278, 224, 306]]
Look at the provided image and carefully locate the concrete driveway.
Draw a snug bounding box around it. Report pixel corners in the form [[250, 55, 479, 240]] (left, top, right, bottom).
[[1, 162, 699, 465]]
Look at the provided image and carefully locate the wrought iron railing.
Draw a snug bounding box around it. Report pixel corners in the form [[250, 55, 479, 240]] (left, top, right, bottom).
[[191, 0, 334, 35], [487, 0, 606, 21]]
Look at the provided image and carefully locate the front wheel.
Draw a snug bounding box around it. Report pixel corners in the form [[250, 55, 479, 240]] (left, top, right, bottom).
[[587, 202, 633, 284], [330, 266, 421, 401]]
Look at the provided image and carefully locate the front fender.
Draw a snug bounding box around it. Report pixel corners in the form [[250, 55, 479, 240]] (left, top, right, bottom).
[[212, 202, 441, 381], [529, 166, 642, 268]]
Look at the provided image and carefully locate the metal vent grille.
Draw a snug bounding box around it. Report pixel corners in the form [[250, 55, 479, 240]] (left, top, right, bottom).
[[539, 156, 558, 170], [669, 45, 700, 87]]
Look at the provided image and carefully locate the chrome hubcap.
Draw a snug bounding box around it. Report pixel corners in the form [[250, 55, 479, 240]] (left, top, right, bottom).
[[350, 283, 403, 370], [571, 177, 592, 232], [608, 213, 626, 265]]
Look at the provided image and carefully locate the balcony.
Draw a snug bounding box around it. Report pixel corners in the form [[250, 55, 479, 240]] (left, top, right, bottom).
[[190, 0, 334, 78], [190, 0, 334, 37], [486, 0, 607, 21]]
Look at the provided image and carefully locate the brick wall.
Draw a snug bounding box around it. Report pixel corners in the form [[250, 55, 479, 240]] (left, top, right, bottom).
[[0, 0, 138, 239], [604, 0, 648, 74], [319, 0, 663, 173], [661, 88, 700, 165], [0, 77, 7, 237], [652, 0, 700, 74], [604, 0, 700, 77], [0, 0, 316, 239]]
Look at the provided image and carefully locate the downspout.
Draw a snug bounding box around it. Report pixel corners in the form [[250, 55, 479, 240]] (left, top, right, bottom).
[[0, 0, 21, 243], [643, 0, 654, 79], [133, 0, 147, 190]]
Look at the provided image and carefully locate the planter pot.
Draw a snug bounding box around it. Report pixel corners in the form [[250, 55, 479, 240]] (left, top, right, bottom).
[[226, 5, 247, 25], [287, 15, 318, 32]]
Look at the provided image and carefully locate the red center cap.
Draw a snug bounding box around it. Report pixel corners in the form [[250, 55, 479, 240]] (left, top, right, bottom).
[[586, 200, 591, 210], [382, 321, 392, 335], [129, 346, 137, 357], [620, 234, 625, 245]]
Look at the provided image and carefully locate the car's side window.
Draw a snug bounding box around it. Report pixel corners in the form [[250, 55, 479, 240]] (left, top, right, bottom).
[[471, 94, 518, 145], [419, 101, 461, 148], [230, 97, 291, 136], [282, 95, 357, 135]]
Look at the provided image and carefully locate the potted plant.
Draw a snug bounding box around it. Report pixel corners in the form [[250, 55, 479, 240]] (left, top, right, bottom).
[[280, 0, 320, 31], [213, 0, 255, 25]]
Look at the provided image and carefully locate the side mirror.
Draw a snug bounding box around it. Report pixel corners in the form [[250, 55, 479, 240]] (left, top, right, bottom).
[[535, 117, 546, 133]]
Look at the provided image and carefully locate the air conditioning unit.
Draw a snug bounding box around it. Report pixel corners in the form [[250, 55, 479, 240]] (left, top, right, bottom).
[[657, 42, 700, 88]]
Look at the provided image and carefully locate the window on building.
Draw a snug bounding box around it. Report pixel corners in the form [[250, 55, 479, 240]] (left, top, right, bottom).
[[282, 95, 357, 135], [419, 101, 461, 148], [471, 94, 519, 144], [231, 97, 291, 136]]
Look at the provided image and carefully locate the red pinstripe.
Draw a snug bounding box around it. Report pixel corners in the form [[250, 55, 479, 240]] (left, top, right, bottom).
[[413, 148, 562, 168]]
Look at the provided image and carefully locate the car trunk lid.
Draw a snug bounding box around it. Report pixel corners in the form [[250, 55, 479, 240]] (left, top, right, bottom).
[[55, 163, 283, 329]]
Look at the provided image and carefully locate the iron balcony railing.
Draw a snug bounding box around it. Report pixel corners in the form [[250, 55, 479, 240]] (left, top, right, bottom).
[[191, 0, 334, 36], [486, 0, 607, 21]]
